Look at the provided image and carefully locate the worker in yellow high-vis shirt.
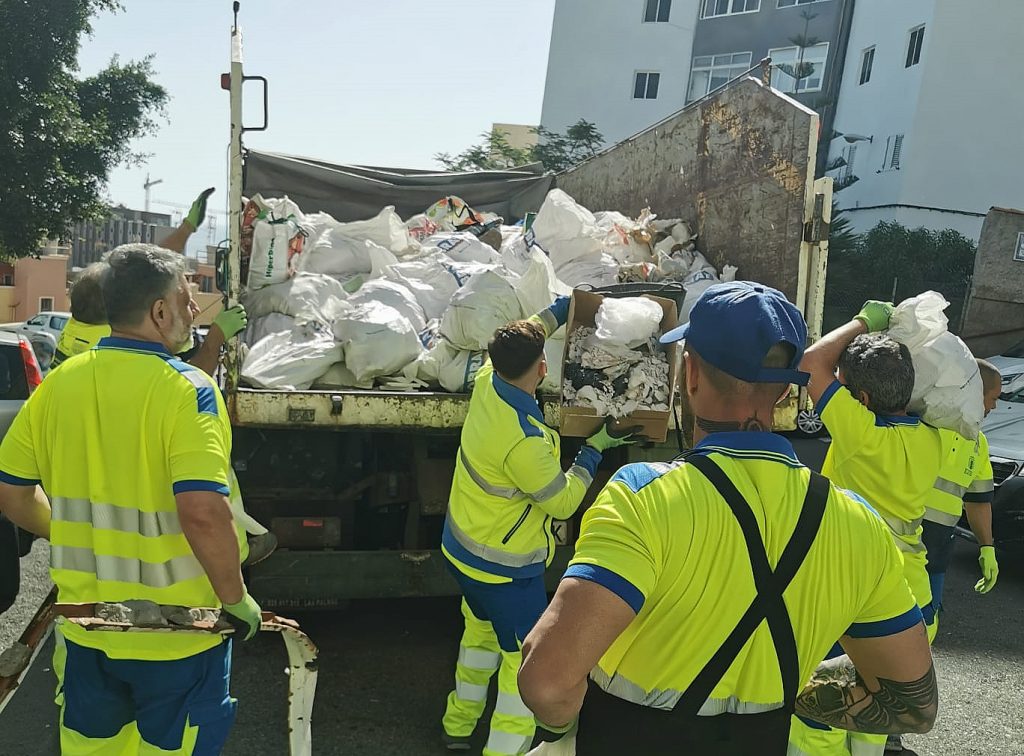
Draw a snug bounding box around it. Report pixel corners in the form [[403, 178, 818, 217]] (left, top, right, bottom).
[[518, 283, 937, 756], [441, 295, 639, 756], [921, 359, 1004, 632], [0, 245, 262, 754], [791, 302, 946, 756]]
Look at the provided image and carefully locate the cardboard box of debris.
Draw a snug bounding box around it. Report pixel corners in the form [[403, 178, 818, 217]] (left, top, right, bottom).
[[560, 289, 678, 443]]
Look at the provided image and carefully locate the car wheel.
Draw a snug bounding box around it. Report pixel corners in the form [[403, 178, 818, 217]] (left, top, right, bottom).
[[796, 407, 825, 438]]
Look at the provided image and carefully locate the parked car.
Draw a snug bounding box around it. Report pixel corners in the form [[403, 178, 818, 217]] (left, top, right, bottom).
[[16, 311, 70, 343], [0, 332, 43, 613]]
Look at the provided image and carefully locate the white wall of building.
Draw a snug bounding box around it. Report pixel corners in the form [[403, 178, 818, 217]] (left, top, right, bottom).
[[540, 0, 700, 148], [829, 0, 1024, 241]]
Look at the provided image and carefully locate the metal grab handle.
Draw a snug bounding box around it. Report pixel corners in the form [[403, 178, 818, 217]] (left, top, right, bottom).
[[242, 75, 269, 133]]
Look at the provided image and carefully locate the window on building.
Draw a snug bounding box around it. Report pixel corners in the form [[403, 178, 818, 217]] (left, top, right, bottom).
[[778, 0, 828, 7], [906, 26, 925, 67], [2, 275, 12, 287], [769, 43, 829, 94], [687, 52, 753, 102], [702, 0, 760, 19], [881, 134, 904, 170], [633, 71, 661, 99], [39, 297, 54, 313], [841, 144, 857, 183], [201, 276, 214, 294], [859, 46, 875, 85], [644, 0, 672, 22]]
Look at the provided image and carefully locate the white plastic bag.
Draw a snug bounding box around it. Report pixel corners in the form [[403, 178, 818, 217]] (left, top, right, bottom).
[[248, 198, 307, 289], [314, 362, 374, 390], [512, 249, 571, 319], [594, 297, 664, 348], [554, 252, 620, 288], [298, 207, 416, 276], [348, 279, 427, 333], [380, 253, 463, 321], [531, 189, 604, 268], [888, 291, 984, 439], [423, 232, 502, 265], [410, 340, 487, 393], [241, 322, 342, 390], [241, 272, 347, 323], [242, 313, 296, 347], [333, 301, 425, 383], [440, 270, 524, 351], [541, 335, 565, 393]]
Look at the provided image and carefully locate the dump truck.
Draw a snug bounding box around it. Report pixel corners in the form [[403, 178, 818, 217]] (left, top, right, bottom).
[[221, 11, 832, 609]]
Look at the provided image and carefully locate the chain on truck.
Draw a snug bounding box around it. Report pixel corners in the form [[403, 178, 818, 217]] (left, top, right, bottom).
[[217, 3, 833, 610]]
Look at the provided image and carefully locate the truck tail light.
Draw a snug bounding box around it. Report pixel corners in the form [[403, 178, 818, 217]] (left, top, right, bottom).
[[18, 336, 42, 393]]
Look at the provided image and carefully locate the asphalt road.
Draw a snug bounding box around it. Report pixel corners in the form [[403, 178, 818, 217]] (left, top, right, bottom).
[[3, 438, 1023, 755]]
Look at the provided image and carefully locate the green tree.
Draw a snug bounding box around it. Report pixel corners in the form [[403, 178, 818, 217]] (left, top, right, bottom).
[[435, 119, 605, 174], [0, 0, 168, 257]]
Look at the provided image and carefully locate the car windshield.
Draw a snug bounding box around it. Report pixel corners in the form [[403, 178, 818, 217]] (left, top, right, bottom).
[[26, 315, 45, 326], [1001, 375, 1024, 403]]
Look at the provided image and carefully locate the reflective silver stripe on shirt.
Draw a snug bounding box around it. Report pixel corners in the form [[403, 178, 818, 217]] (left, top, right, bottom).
[[459, 449, 520, 499], [178, 367, 211, 392], [568, 464, 594, 489], [923, 506, 961, 527], [458, 646, 500, 671], [589, 667, 781, 715], [968, 478, 994, 494], [50, 545, 205, 589], [527, 472, 567, 503], [878, 511, 924, 553], [933, 477, 968, 499], [446, 515, 547, 568], [535, 308, 558, 337], [52, 497, 182, 538]]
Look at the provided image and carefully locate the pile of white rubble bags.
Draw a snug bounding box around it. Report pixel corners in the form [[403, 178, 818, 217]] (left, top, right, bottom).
[[239, 188, 737, 393]]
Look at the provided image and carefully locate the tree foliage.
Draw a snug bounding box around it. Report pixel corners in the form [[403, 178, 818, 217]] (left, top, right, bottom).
[[824, 220, 978, 332], [436, 119, 604, 174], [0, 0, 168, 257]]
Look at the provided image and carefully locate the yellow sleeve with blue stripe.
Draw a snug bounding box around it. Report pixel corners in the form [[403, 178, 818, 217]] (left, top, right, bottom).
[[562, 479, 658, 614], [965, 432, 994, 504], [167, 365, 231, 497], [504, 439, 601, 520], [0, 380, 48, 486], [816, 380, 877, 466]]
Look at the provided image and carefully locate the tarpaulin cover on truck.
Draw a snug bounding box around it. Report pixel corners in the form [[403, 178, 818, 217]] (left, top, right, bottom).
[[243, 151, 554, 223]]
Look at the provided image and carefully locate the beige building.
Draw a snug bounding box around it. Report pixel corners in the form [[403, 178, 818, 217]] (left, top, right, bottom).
[[0, 249, 71, 323]]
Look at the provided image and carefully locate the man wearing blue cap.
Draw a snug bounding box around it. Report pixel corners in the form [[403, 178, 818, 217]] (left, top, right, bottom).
[[518, 282, 937, 755]]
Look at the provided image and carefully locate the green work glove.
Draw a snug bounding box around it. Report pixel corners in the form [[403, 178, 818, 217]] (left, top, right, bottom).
[[213, 304, 248, 340], [975, 545, 999, 594], [222, 592, 262, 640], [186, 187, 216, 231], [586, 419, 643, 452], [854, 300, 895, 333]]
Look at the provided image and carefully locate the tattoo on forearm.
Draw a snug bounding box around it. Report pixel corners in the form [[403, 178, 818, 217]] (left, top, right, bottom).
[[794, 657, 938, 735], [695, 416, 770, 434]]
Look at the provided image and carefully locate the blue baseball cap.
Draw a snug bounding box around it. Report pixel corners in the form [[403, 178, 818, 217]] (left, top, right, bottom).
[[660, 281, 810, 386]]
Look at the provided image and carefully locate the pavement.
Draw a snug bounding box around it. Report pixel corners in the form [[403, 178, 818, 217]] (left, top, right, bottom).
[[2, 437, 1022, 755]]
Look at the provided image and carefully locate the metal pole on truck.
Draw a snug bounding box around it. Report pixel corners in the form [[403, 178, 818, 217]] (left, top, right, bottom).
[[225, 1, 244, 393]]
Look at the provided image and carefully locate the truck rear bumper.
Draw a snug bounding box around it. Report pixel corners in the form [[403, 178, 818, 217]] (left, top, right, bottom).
[[248, 547, 574, 608]]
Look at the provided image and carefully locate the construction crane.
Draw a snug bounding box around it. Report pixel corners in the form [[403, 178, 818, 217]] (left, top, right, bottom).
[[143, 174, 163, 212]]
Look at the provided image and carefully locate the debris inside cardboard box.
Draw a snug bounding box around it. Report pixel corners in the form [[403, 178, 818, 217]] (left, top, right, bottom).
[[562, 326, 670, 418]]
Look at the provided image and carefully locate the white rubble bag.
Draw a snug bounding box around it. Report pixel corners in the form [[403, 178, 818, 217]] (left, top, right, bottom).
[[554, 252, 620, 288], [314, 362, 373, 390], [407, 340, 487, 393], [530, 189, 604, 269], [541, 335, 565, 393], [378, 253, 463, 321], [241, 322, 342, 390], [440, 270, 524, 351], [887, 291, 984, 439], [243, 313, 296, 347], [422, 232, 501, 265], [298, 207, 417, 276], [594, 210, 655, 265], [334, 301, 425, 384], [347, 279, 428, 333], [248, 197, 308, 289], [678, 254, 738, 325], [512, 248, 572, 318], [241, 272, 347, 322]]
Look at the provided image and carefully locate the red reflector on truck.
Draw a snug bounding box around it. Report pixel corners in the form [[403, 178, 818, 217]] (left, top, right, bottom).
[[220, 73, 231, 91], [302, 519, 324, 528]]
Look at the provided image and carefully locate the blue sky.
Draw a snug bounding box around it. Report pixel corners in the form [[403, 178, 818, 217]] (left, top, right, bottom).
[[78, 0, 557, 248]]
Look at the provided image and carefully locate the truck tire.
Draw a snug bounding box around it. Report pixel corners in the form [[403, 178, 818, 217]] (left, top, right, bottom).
[[0, 516, 20, 614]]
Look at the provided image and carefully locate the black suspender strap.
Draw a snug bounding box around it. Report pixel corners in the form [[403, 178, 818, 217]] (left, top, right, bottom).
[[675, 454, 830, 717]]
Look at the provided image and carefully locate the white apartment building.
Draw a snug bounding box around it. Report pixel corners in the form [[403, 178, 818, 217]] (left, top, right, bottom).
[[826, 0, 1024, 240], [540, 0, 701, 147]]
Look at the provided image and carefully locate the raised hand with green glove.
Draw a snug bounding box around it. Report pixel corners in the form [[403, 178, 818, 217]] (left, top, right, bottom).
[[222, 591, 263, 640], [975, 545, 999, 594], [186, 187, 216, 232], [213, 304, 248, 340], [587, 418, 644, 452], [854, 300, 895, 333]]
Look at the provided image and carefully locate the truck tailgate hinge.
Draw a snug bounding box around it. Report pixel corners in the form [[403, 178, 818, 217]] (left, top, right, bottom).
[[803, 192, 830, 243]]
